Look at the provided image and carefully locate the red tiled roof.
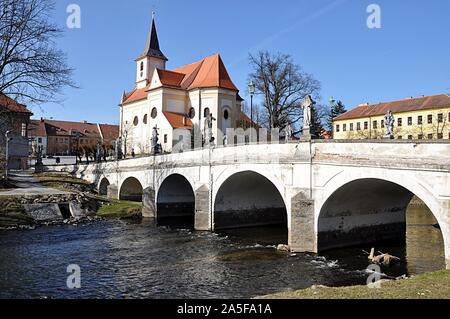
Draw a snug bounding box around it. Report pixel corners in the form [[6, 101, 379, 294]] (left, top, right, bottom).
[[29, 120, 47, 137], [0, 93, 32, 114], [335, 94, 450, 121], [157, 69, 185, 88], [174, 54, 238, 91], [122, 54, 239, 105], [163, 112, 193, 129], [240, 112, 260, 129], [99, 124, 119, 141], [122, 88, 148, 105]]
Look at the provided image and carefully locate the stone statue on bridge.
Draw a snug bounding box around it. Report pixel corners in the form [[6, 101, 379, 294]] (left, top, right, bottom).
[[384, 110, 395, 139], [152, 125, 161, 154], [300, 95, 315, 141], [204, 113, 216, 147]]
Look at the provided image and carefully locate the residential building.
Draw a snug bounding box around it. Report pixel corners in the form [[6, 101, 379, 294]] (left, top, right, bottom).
[[0, 93, 32, 169], [333, 94, 450, 140], [28, 119, 119, 156], [119, 15, 244, 154]]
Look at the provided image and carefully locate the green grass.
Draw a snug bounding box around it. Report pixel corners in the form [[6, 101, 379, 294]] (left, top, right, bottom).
[[97, 200, 143, 219], [0, 197, 34, 228], [258, 270, 450, 299], [34, 173, 93, 192]]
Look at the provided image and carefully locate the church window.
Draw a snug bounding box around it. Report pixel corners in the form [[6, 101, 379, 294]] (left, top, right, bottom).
[[133, 116, 139, 126], [143, 114, 148, 124], [204, 108, 210, 118], [188, 107, 196, 119], [151, 108, 158, 119], [140, 62, 144, 77], [223, 109, 229, 120], [164, 134, 168, 144]]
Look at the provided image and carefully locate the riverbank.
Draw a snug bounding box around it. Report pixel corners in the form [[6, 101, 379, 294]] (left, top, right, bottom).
[[259, 270, 450, 299], [0, 172, 143, 229]]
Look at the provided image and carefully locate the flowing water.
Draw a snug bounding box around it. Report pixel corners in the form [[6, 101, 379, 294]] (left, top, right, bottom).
[[0, 204, 445, 299]]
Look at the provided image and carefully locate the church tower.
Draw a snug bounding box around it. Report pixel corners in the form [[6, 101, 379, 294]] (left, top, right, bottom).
[[135, 13, 168, 89]]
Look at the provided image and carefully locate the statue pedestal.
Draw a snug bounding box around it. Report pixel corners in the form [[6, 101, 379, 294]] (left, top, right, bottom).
[[300, 127, 312, 141]]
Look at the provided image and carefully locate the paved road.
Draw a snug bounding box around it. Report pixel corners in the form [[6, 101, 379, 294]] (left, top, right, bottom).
[[0, 171, 71, 196]]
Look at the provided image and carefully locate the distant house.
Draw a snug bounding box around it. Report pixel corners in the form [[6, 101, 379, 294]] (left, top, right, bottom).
[[0, 93, 33, 169], [28, 119, 119, 156]]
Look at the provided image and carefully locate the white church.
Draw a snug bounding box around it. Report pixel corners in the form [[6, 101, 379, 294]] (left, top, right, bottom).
[[119, 15, 246, 155]]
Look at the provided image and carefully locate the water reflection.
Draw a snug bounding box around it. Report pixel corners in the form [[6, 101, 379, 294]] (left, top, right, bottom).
[[0, 200, 445, 299]]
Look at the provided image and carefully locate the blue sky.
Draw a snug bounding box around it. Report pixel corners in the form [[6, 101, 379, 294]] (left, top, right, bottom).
[[34, 0, 450, 124]]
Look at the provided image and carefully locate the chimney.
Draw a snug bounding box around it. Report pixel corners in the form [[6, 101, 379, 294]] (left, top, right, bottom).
[[40, 117, 44, 122]]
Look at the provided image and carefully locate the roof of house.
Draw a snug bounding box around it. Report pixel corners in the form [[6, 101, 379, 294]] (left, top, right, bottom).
[[122, 54, 239, 105], [240, 111, 260, 129], [163, 111, 193, 129], [29, 119, 119, 140], [0, 93, 32, 114], [334, 94, 450, 121], [28, 120, 47, 137], [98, 124, 120, 141]]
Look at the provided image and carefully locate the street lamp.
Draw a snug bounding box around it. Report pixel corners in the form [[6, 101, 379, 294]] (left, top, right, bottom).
[[4, 131, 11, 179], [248, 80, 255, 143], [75, 132, 80, 165]]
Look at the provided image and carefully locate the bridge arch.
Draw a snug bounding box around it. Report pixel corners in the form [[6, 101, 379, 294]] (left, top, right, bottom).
[[119, 177, 144, 202], [156, 174, 195, 227], [213, 170, 287, 237], [316, 172, 448, 269], [98, 177, 110, 196]]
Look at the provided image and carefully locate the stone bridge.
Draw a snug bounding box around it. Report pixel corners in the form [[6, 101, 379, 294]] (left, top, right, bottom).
[[56, 141, 450, 268]]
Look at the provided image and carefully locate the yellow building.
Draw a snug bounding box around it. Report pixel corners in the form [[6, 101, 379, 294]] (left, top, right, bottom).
[[333, 94, 450, 140]]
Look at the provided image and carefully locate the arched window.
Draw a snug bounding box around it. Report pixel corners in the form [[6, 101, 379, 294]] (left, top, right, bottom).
[[133, 116, 139, 126], [143, 114, 148, 124], [188, 107, 196, 119], [140, 62, 144, 71], [223, 109, 229, 120], [204, 108, 210, 118], [151, 108, 158, 119]]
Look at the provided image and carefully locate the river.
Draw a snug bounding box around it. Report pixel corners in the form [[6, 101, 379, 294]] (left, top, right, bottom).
[[0, 204, 445, 299]]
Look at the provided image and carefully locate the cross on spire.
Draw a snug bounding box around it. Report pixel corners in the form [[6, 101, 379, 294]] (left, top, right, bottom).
[[141, 12, 167, 61]]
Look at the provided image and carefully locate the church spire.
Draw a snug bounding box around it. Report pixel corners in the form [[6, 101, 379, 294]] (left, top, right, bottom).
[[142, 12, 168, 61]]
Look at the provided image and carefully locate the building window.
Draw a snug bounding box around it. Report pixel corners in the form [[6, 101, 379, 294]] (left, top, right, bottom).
[[373, 121, 378, 129], [381, 120, 385, 128], [188, 107, 196, 119], [428, 133, 433, 139], [350, 123, 354, 131], [408, 135, 413, 140], [397, 118, 402, 127], [438, 133, 443, 139], [223, 109, 229, 120], [398, 136, 403, 140], [364, 122, 368, 130], [38, 138, 42, 143], [204, 108, 210, 118], [438, 113, 443, 123], [151, 108, 158, 119], [418, 134, 423, 140], [343, 124, 347, 132], [21, 123, 27, 137], [164, 134, 168, 144], [418, 116, 423, 125], [143, 114, 148, 124], [336, 125, 340, 133], [357, 123, 361, 131], [408, 117, 412, 126], [133, 116, 139, 126], [428, 115, 433, 124]]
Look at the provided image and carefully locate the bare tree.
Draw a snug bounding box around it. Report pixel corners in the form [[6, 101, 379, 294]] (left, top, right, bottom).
[[0, 0, 76, 104], [248, 51, 321, 131]]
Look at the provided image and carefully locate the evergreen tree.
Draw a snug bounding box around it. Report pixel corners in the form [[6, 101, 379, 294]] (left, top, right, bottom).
[[328, 100, 346, 134], [311, 104, 325, 138]]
